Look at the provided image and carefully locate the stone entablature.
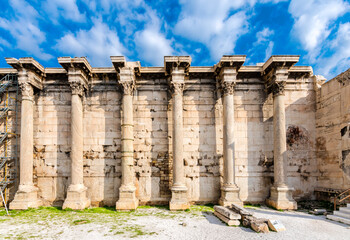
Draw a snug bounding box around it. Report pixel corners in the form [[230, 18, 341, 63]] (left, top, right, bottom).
[[1, 55, 319, 210]]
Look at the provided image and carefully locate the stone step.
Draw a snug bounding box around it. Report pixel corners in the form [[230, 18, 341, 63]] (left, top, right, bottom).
[[327, 214, 350, 225], [347, 203, 350, 208], [334, 211, 350, 219], [339, 207, 350, 214]]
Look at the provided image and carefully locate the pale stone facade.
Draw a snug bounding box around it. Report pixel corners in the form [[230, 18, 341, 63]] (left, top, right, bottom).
[[0, 55, 349, 210]]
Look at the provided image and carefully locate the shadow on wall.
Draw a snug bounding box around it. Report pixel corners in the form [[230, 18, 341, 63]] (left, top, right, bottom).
[[87, 74, 122, 207], [134, 82, 171, 205]]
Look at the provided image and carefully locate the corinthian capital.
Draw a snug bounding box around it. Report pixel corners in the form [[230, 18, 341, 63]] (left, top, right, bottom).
[[69, 82, 84, 96], [271, 81, 286, 97], [170, 82, 184, 96], [19, 82, 34, 101], [221, 81, 235, 95], [120, 81, 135, 96]]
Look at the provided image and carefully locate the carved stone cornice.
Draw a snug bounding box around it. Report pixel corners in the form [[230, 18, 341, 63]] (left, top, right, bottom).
[[170, 82, 184, 96], [164, 56, 191, 76], [6, 58, 44, 90], [120, 81, 135, 96], [271, 81, 286, 97], [221, 81, 236, 96], [265, 68, 288, 96], [19, 81, 34, 101], [69, 81, 84, 96]]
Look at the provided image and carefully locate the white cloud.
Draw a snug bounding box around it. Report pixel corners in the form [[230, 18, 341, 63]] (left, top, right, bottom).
[[0, 0, 52, 60], [255, 28, 274, 44], [43, 0, 85, 23], [134, 28, 173, 66], [174, 0, 252, 61], [0, 37, 10, 48], [316, 22, 350, 78], [55, 19, 126, 66], [288, 0, 350, 61], [253, 28, 275, 61], [133, 7, 174, 65]]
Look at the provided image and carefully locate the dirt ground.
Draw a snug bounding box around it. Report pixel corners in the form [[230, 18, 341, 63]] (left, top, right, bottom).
[[0, 205, 349, 239]]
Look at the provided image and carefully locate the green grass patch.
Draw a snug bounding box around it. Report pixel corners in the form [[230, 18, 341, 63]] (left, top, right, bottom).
[[73, 219, 91, 225], [244, 204, 261, 208]]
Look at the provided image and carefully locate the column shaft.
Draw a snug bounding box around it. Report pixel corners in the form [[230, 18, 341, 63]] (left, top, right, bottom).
[[70, 94, 83, 186], [273, 94, 287, 187], [116, 81, 138, 210], [223, 93, 235, 186], [19, 97, 34, 186], [62, 82, 90, 210], [219, 82, 241, 207], [266, 81, 297, 210], [172, 91, 184, 187], [10, 77, 41, 210], [169, 81, 189, 210], [121, 94, 134, 186]]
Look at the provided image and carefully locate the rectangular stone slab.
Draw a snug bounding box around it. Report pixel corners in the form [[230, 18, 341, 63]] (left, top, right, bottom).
[[230, 203, 253, 216], [214, 211, 240, 226], [268, 219, 286, 232], [214, 205, 241, 220]]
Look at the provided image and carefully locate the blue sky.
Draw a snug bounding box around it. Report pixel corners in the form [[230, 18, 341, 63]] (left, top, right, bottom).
[[0, 0, 349, 79]]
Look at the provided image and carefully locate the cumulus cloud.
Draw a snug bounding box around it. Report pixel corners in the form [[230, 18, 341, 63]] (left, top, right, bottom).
[[253, 28, 275, 61], [174, 0, 249, 61], [316, 22, 350, 78], [0, 0, 52, 60], [43, 0, 85, 23], [134, 29, 173, 66], [288, 0, 350, 61], [104, 0, 175, 65], [55, 19, 126, 66]]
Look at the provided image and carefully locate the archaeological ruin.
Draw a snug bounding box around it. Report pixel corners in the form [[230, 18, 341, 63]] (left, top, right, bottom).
[[0, 55, 349, 211]]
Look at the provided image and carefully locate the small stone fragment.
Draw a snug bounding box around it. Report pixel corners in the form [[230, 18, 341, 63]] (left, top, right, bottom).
[[268, 219, 286, 232], [251, 221, 269, 233]]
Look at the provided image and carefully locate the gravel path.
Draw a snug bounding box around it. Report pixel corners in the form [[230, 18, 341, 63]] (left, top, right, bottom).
[[0, 206, 349, 239]]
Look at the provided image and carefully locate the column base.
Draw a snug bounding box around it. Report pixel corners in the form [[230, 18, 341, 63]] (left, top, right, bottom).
[[219, 184, 243, 207], [9, 184, 42, 210], [62, 184, 90, 210], [266, 186, 297, 210], [116, 185, 138, 211], [169, 185, 189, 211]]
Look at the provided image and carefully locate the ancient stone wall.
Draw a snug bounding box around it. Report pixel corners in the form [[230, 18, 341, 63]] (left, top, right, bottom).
[[28, 73, 317, 206], [0, 56, 322, 209], [316, 69, 350, 190]]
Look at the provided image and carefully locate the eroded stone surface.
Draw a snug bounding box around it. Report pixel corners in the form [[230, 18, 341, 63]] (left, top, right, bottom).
[[1, 56, 348, 208]]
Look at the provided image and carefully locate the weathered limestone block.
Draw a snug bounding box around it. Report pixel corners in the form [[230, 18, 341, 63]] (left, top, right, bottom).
[[214, 205, 241, 220], [214, 211, 240, 226]]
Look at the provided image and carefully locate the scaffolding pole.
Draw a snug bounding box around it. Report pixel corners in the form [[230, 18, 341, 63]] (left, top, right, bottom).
[[0, 73, 18, 208]]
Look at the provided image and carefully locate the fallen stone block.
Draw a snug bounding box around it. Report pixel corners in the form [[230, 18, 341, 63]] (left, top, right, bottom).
[[268, 219, 286, 232], [242, 215, 268, 228], [214, 211, 240, 226], [251, 221, 270, 233], [230, 203, 253, 216], [214, 205, 241, 220]]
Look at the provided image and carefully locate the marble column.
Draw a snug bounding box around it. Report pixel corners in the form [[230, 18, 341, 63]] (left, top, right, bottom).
[[266, 80, 297, 210], [9, 70, 41, 209], [169, 71, 189, 211], [116, 80, 138, 210], [63, 81, 90, 210], [219, 81, 242, 207]]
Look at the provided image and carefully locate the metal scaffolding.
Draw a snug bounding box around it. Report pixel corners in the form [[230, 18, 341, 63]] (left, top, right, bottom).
[[0, 73, 19, 207]]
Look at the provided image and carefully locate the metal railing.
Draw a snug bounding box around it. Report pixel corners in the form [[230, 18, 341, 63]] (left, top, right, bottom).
[[334, 188, 350, 210]]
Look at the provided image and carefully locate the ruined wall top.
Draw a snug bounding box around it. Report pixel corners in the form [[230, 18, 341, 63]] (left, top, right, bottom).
[[0, 55, 314, 82]]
